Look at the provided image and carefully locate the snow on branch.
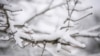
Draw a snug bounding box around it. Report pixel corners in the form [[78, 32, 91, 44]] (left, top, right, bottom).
[[0, 9, 10, 32], [0, 0, 96, 56], [9, 0, 93, 56]]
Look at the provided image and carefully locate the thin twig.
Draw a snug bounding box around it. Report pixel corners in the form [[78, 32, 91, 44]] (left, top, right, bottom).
[[70, 33, 100, 38], [64, 0, 78, 23], [48, 0, 54, 8], [72, 13, 93, 22], [63, 0, 79, 30], [70, 0, 78, 17], [60, 26, 73, 30], [66, 0, 70, 17], [25, 3, 66, 24], [74, 6, 93, 12], [41, 41, 46, 56], [64, 0, 70, 24]]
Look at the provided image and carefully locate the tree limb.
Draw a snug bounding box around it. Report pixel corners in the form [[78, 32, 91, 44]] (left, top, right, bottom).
[[20, 37, 69, 45]]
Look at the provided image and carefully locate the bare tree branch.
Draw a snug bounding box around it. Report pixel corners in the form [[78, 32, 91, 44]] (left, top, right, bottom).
[[0, 1, 94, 56], [25, 3, 66, 24], [65, 0, 70, 17], [71, 13, 93, 22], [64, 0, 78, 23], [70, 25, 100, 38], [74, 6, 93, 12], [81, 25, 100, 32], [70, 32, 100, 38]]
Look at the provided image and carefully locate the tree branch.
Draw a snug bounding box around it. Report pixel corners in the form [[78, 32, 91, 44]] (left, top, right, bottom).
[[3, 9, 10, 32], [70, 25, 100, 38], [74, 6, 93, 12], [64, 0, 78, 23], [71, 32, 100, 38], [20, 37, 69, 45], [25, 3, 66, 24], [71, 13, 93, 22], [41, 41, 46, 56]]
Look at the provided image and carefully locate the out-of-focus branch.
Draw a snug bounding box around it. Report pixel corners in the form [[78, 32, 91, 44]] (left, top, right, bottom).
[[71, 25, 100, 38], [25, 3, 66, 24], [71, 32, 100, 38], [0, 1, 94, 56], [0, 9, 10, 32], [82, 25, 100, 32], [3, 9, 10, 31], [41, 41, 47, 56], [0, 0, 21, 11], [66, 0, 70, 17], [71, 13, 93, 22], [60, 25, 73, 30], [47, 0, 54, 8], [19, 30, 86, 48], [0, 3, 22, 32], [63, 6, 92, 12], [3, 5, 22, 12], [0, 0, 9, 5], [74, 6, 93, 12], [0, 4, 4, 9], [0, 25, 8, 27]]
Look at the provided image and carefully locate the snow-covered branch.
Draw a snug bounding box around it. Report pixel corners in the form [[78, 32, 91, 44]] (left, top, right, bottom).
[[0, 0, 95, 56]]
